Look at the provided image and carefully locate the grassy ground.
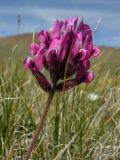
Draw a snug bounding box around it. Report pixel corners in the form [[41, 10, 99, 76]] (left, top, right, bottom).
[[0, 34, 120, 159]]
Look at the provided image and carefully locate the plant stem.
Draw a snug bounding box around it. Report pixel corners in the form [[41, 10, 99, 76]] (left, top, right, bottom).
[[25, 91, 55, 160]]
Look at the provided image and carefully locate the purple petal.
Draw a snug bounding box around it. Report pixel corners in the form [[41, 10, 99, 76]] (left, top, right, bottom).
[[82, 60, 90, 70], [72, 17, 78, 29], [46, 38, 62, 63], [51, 19, 61, 39], [75, 60, 90, 83], [48, 38, 60, 51], [33, 72, 51, 92], [65, 18, 71, 26], [37, 30, 50, 47], [91, 46, 100, 57], [75, 64, 86, 83], [43, 56, 49, 70], [84, 71, 94, 83], [78, 49, 90, 60], [71, 32, 82, 59], [59, 36, 68, 62], [35, 44, 46, 70], [65, 18, 76, 33], [23, 57, 37, 71], [83, 30, 93, 51], [77, 18, 90, 34], [56, 79, 77, 91], [47, 49, 58, 64], [83, 24, 91, 32], [35, 52, 43, 70], [38, 30, 45, 43], [66, 17, 78, 31], [77, 19, 83, 32], [44, 31, 50, 47], [59, 20, 64, 28], [30, 43, 39, 55]]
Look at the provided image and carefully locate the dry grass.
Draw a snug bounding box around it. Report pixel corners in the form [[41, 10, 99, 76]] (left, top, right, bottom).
[[0, 34, 120, 159]]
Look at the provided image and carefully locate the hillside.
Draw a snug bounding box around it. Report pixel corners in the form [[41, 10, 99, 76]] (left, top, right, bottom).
[[0, 33, 120, 74], [0, 33, 33, 58]]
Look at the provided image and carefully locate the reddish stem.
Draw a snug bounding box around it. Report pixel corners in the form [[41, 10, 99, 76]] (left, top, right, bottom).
[[25, 91, 55, 160]]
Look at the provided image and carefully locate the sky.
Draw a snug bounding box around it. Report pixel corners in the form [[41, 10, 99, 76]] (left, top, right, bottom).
[[0, 0, 120, 47]]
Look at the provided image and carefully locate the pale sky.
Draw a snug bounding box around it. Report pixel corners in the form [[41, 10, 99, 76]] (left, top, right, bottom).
[[0, 0, 120, 47]]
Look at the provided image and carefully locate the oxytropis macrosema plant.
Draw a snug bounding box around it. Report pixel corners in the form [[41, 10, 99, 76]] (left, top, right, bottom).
[[23, 17, 100, 159]]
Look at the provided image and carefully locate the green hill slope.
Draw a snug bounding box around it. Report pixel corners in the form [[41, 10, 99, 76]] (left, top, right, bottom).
[[0, 33, 120, 74]]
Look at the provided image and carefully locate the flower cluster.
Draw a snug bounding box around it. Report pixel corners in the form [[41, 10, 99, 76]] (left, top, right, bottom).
[[24, 17, 100, 92]]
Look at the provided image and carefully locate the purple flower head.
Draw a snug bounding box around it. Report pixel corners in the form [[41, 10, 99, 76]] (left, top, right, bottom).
[[23, 17, 100, 92]]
